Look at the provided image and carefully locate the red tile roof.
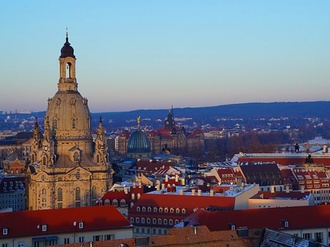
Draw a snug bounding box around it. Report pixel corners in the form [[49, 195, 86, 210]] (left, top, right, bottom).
[[183, 204, 330, 231], [0, 206, 131, 239]]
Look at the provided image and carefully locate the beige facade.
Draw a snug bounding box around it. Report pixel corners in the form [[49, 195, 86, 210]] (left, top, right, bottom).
[[26, 33, 112, 210]]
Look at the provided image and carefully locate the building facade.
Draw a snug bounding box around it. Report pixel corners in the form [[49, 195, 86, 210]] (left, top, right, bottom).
[[26, 33, 112, 210]]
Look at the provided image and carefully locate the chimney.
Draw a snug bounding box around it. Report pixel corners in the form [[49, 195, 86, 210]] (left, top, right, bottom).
[[175, 174, 179, 182], [286, 185, 290, 193], [162, 184, 165, 190], [191, 189, 195, 196], [165, 174, 169, 182], [323, 145, 328, 153], [198, 189, 201, 196], [210, 189, 214, 196], [180, 189, 183, 195], [181, 178, 185, 186]]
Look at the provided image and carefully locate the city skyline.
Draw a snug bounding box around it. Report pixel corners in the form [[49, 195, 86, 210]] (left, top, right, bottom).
[[0, 1, 329, 113]]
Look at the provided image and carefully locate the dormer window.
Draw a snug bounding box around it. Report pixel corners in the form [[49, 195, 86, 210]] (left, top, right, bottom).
[[79, 221, 84, 229], [42, 224, 47, 232], [2, 227, 8, 235]]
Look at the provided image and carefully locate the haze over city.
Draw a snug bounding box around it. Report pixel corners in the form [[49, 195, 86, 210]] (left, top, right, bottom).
[[0, 1, 329, 113]]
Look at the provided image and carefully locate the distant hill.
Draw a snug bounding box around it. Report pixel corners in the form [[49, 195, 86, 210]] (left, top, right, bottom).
[[92, 101, 330, 120]]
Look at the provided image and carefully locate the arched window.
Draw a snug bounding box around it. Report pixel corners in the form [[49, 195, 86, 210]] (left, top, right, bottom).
[[147, 207, 151, 212], [164, 208, 168, 213], [112, 199, 118, 207], [96, 154, 100, 163], [175, 219, 179, 224], [136, 206, 140, 212], [152, 218, 156, 224], [75, 187, 80, 207], [141, 218, 145, 224], [66, 62, 72, 78], [91, 186, 97, 205], [169, 219, 173, 225], [74, 152, 79, 162], [170, 208, 174, 213], [176, 208, 180, 214], [104, 199, 110, 205], [131, 193, 135, 200], [158, 218, 162, 225], [137, 193, 141, 199], [135, 217, 140, 224], [120, 199, 126, 207], [147, 218, 151, 224], [159, 207, 163, 213], [58, 188, 63, 201], [42, 188, 47, 208], [130, 217, 134, 224], [154, 207, 158, 213], [163, 219, 168, 225], [42, 156, 47, 166], [182, 208, 186, 214], [142, 207, 146, 212]]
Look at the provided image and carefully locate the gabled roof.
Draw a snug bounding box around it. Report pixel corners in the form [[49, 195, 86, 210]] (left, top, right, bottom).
[[0, 206, 131, 239], [183, 204, 330, 231]]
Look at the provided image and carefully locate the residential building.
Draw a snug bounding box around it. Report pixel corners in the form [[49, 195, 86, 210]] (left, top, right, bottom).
[[0, 206, 133, 246]]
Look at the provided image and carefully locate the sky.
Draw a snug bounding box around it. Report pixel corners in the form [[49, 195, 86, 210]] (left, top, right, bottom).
[[0, 1, 329, 113]]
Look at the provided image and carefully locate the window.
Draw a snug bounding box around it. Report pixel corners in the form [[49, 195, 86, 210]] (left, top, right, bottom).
[[64, 238, 70, 244], [130, 217, 134, 223], [315, 232, 323, 243], [42, 224, 47, 232], [136, 206, 140, 212], [104, 234, 114, 240], [120, 199, 126, 207], [175, 219, 179, 224], [72, 118, 76, 129], [78, 237, 85, 243], [176, 208, 180, 214], [159, 207, 163, 213], [152, 218, 156, 224], [303, 233, 312, 240], [147, 207, 151, 212], [164, 208, 168, 213], [75, 187, 80, 201], [136, 217, 140, 223], [141, 218, 145, 224], [18, 242, 24, 247], [104, 199, 110, 205], [79, 222, 84, 229], [2, 244, 8, 247], [131, 193, 135, 200], [112, 199, 118, 207], [158, 218, 162, 225], [93, 235, 102, 241], [2, 228, 8, 235], [182, 208, 186, 214], [142, 207, 146, 212], [154, 207, 158, 213], [170, 208, 174, 213], [163, 219, 168, 225], [147, 218, 151, 224], [58, 188, 63, 202], [169, 219, 173, 225]]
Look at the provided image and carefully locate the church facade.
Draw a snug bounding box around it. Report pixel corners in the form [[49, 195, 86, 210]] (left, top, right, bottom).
[[117, 108, 205, 159], [26, 33, 112, 210]]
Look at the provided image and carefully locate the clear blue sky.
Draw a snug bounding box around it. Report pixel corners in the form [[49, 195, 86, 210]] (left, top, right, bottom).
[[0, 1, 329, 113]]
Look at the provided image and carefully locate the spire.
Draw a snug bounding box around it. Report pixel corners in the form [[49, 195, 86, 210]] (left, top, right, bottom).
[[60, 28, 75, 58], [137, 116, 141, 130]]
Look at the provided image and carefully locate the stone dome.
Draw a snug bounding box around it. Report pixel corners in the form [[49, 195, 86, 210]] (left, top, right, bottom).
[[127, 129, 151, 154]]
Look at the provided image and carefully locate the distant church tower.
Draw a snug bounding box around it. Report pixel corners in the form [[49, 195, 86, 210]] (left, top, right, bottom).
[[26, 31, 112, 210]]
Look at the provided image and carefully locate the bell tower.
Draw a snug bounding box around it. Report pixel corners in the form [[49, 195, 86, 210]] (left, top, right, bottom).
[[58, 29, 77, 91]]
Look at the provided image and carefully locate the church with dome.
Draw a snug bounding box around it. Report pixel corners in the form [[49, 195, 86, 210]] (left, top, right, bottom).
[[26, 32, 113, 210], [117, 108, 205, 160]]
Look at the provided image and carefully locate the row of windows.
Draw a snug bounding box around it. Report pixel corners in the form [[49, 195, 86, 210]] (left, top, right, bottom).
[[104, 199, 127, 207], [136, 206, 186, 214], [130, 217, 180, 226], [135, 227, 168, 235]]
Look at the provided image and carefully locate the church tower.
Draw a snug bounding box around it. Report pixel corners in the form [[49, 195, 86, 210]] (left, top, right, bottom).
[[26, 32, 112, 210]]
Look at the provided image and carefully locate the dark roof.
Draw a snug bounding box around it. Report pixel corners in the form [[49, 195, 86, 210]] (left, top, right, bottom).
[[60, 36, 75, 58], [127, 130, 151, 154]]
